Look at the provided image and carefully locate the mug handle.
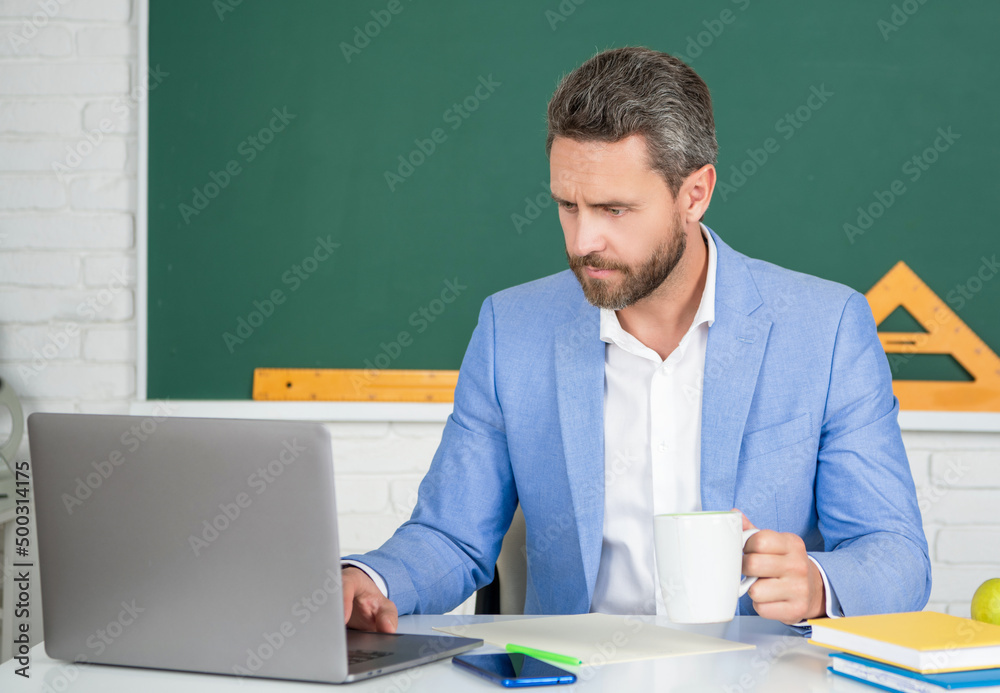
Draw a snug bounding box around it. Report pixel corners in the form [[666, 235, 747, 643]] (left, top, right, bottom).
[[738, 528, 759, 597], [0, 378, 25, 471]]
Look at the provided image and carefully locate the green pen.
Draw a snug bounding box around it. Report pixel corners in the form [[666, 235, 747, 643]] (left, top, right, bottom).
[[505, 643, 582, 667]]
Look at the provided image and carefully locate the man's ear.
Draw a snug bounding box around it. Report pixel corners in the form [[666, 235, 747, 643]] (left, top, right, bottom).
[[680, 164, 716, 223]]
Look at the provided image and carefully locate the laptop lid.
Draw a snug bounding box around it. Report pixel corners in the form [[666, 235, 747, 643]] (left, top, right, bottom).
[[28, 413, 479, 684]]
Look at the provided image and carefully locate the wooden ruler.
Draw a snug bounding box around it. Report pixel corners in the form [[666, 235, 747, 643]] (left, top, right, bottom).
[[252, 368, 459, 402]]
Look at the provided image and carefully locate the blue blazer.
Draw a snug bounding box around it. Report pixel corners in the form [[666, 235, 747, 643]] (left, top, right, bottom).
[[349, 229, 931, 617]]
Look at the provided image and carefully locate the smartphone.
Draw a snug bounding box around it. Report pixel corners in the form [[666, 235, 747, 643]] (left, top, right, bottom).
[[452, 652, 577, 687]]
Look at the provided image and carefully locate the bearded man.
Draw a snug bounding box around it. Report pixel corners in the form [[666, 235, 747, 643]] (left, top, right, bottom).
[[341, 47, 931, 633]]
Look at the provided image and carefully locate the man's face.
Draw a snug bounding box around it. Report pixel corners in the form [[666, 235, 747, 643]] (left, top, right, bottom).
[[550, 134, 687, 311]]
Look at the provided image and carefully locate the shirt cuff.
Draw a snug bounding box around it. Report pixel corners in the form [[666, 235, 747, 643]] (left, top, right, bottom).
[[341, 559, 389, 598], [792, 556, 844, 627]]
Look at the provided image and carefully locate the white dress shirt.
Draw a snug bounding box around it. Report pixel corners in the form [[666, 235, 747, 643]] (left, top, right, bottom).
[[590, 224, 839, 621], [590, 223, 716, 614]]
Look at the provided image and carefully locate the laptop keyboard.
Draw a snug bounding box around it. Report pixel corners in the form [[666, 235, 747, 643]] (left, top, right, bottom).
[[348, 649, 392, 665]]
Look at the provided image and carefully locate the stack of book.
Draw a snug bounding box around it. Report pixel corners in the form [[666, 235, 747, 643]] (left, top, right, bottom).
[[807, 611, 1000, 692]]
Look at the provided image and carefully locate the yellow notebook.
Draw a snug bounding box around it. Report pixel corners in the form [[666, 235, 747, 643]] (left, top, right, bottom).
[[808, 612, 1000, 674]]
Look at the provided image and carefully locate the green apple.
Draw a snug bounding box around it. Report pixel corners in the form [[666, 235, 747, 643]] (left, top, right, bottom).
[[972, 578, 1000, 625]]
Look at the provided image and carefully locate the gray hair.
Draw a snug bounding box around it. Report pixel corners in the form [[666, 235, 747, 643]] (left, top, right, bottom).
[[546, 47, 717, 196]]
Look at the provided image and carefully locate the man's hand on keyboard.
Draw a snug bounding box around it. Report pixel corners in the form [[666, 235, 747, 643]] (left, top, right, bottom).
[[342, 566, 398, 633]]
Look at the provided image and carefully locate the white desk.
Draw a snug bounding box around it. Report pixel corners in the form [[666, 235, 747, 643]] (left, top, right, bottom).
[[0, 615, 872, 691]]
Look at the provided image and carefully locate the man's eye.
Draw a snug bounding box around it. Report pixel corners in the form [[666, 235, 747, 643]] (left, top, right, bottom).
[[560, 202, 577, 211], [607, 208, 624, 216]]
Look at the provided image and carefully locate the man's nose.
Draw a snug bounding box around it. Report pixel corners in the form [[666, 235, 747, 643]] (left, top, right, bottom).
[[570, 214, 606, 258]]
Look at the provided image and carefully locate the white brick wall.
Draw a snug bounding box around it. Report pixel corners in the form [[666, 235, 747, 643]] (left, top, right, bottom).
[[0, 23, 73, 58], [0, 0, 131, 21], [0, 0, 999, 663], [0, 100, 80, 134], [911, 441, 1000, 616], [0, 212, 133, 247], [76, 25, 132, 56], [0, 175, 66, 208], [0, 0, 142, 656], [0, 63, 129, 95]]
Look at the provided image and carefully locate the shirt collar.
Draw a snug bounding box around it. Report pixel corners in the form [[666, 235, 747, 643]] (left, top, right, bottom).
[[599, 222, 718, 350]]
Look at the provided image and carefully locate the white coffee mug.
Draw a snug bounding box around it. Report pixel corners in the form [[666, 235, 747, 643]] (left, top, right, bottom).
[[653, 510, 758, 624]]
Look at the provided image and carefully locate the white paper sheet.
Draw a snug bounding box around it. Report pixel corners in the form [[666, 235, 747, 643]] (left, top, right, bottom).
[[434, 613, 754, 665]]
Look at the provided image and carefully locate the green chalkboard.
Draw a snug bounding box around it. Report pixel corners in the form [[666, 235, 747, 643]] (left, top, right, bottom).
[[148, 1, 1000, 399]]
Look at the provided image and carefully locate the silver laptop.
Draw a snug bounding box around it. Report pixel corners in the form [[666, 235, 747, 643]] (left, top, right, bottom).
[[28, 413, 481, 684]]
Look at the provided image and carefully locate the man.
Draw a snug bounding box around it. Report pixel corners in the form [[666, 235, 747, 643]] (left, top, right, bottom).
[[342, 47, 931, 633]]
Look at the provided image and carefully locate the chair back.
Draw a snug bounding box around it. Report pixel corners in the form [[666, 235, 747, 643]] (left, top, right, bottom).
[[495, 504, 527, 614]]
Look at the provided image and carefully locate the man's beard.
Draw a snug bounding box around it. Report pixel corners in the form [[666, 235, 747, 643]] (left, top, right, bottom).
[[567, 217, 687, 311]]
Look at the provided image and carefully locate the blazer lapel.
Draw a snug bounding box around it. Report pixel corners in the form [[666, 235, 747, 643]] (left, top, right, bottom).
[[554, 299, 605, 609], [700, 231, 772, 512]]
